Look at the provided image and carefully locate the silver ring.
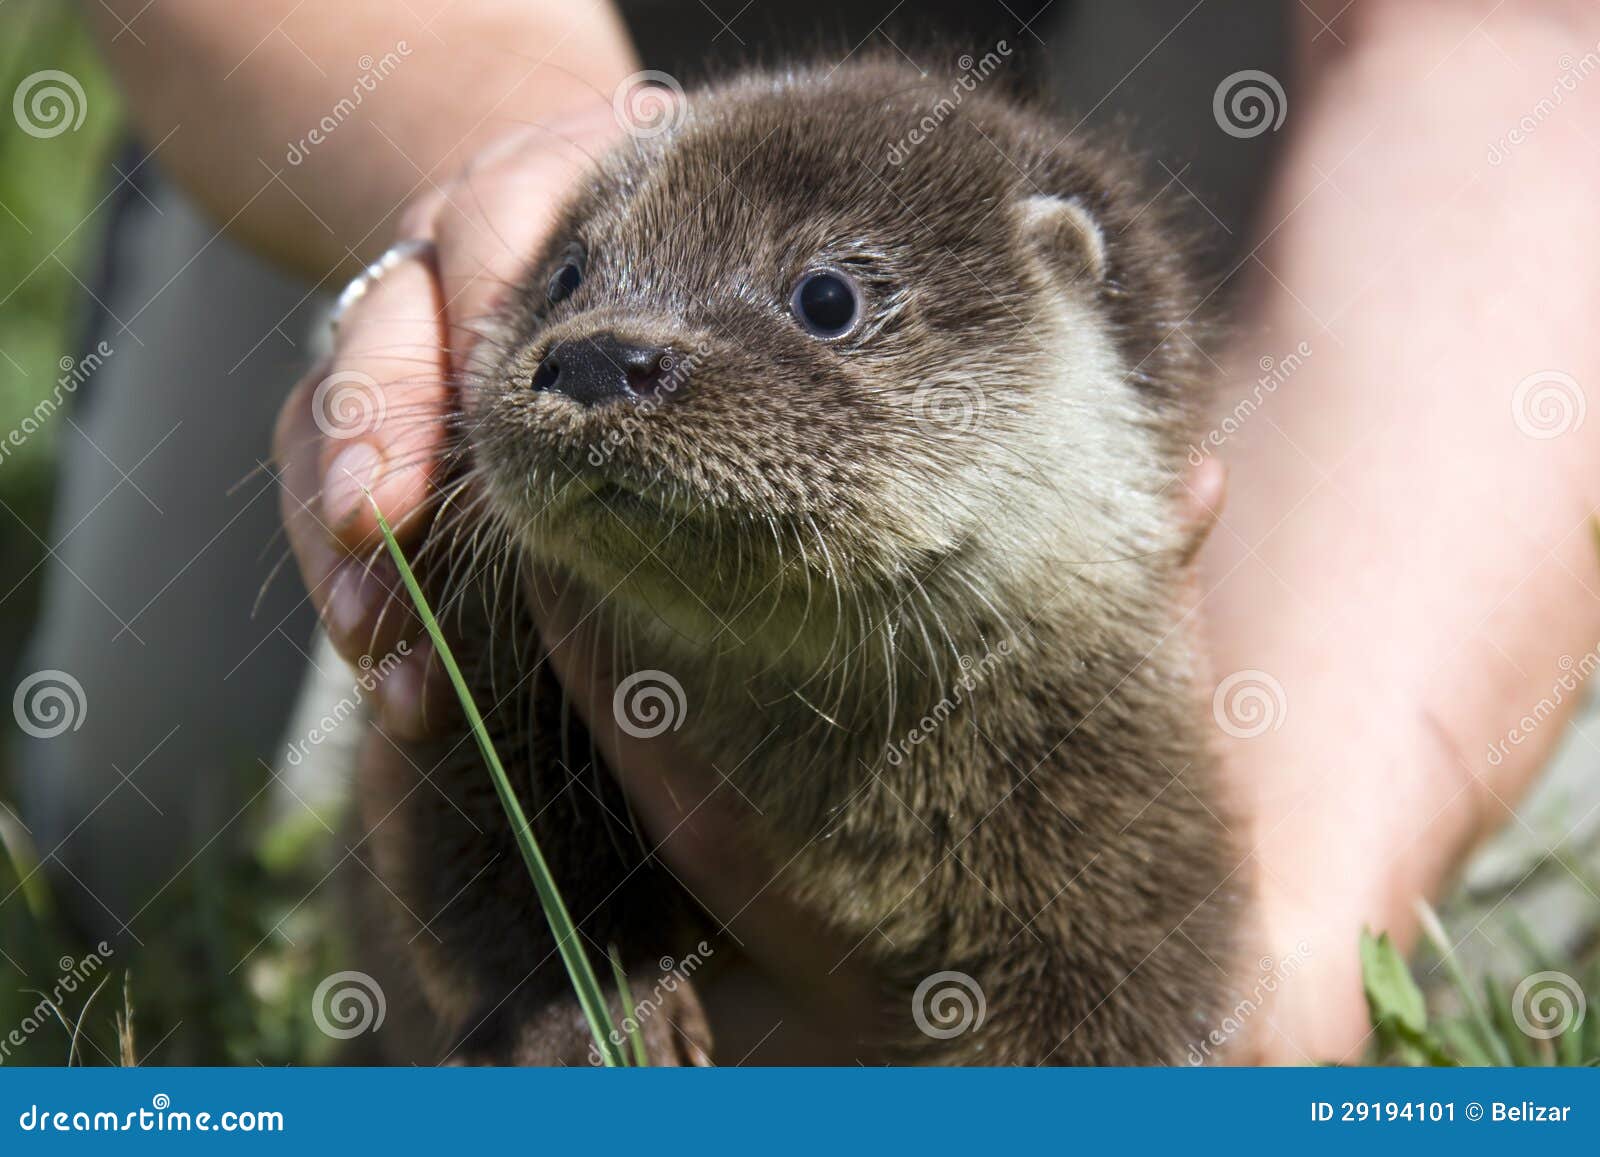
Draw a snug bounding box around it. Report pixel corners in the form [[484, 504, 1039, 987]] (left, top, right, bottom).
[[330, 238, 435, 331]]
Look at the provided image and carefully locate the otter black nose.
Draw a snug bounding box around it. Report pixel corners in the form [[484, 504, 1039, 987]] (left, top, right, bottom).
[[530, 334, 670, 406]]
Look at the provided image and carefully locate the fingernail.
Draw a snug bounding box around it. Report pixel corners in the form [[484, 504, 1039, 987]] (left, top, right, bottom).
[[324, 442, 382, 529], [324, 563, 370, 651]]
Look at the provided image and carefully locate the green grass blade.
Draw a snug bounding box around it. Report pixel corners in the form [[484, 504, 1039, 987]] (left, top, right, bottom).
[[372, 504, 624, 1067], [1436, 1020, 1493, 1067], [1414, 900, 1513, 1065], [608, 945, 649, 1068]]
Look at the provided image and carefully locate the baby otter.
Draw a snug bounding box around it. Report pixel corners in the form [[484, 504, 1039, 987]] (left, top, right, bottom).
[[352, 57, 1239, 1065]]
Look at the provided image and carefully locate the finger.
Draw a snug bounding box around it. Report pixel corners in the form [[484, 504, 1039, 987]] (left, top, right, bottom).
[[317, 244, 450, 547], [276, 360, 420, 665], [275, 358, 344, 604], [431, 105, 626, 378], [372, 636, 459, 743]]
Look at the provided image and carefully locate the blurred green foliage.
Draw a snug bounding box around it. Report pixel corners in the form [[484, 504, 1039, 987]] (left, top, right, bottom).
[[1, 0, 120, 482], [0, 4, 349, 1069], [0, 771, 347, 1066], [0, 0, 120, 683]]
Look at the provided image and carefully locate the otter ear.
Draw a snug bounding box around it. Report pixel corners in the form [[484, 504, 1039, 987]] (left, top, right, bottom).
[[1017, 194, 1107, 284]]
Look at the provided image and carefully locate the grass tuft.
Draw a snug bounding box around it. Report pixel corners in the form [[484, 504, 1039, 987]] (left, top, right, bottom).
[[1361, 917, 1597, 1066]]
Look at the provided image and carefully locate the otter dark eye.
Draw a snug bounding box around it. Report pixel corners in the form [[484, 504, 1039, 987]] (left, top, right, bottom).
[[790, 269, 860, 339], [547, 247, 585, 305]]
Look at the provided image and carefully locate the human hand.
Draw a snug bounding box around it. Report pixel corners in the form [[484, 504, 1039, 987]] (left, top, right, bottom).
[[1207, 0, 1600, 1063], [273, 86, 889, 1060], [274, 104, 626, 736]]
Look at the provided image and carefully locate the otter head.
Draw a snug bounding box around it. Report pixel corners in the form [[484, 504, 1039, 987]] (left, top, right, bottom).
[[468, 60, 1208, 665]]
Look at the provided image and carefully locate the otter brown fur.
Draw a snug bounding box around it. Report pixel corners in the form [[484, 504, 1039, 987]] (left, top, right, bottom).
[[351, 57, 1238, 1065]]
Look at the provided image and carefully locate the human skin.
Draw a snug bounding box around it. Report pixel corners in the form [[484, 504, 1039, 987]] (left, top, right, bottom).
[[127, 0, 1596, 1061], [1203, 0, 1600, 1062], [87, 0, 637, 279]]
